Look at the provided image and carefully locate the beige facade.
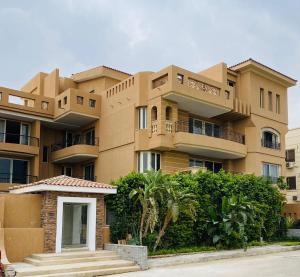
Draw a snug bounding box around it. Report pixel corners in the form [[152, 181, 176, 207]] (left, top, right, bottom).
[[0, 59, 296, 189], [284, 128, 300, 203]]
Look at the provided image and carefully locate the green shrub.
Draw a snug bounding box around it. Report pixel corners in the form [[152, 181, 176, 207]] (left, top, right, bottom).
[[105, 170, 285, 250]]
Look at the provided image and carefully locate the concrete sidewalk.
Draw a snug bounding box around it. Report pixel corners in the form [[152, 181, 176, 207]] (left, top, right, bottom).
[[148, 244, 300, 268], [113, 250, 300, 277]]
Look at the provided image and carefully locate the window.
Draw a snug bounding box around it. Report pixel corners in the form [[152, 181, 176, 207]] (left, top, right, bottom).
[[286, 149, 295, 162], [276, 94, 280, 114], [225, 90, 230, 99], [42, 146, 49, 163], [261, 129, 280, 150], [63, 96, 67, 105], [89, 99, 96, 108], [0, 120, 31, 145], [58, 100, 62, 108], [20, 123, 29, 145], [84, 164, 95, 181], [260, 88, 264, 108], [0, 119, 4, 142], [287, 176, 296, 190], [177, 74, 184, 84], [138, 152, 161, 173], [77, 96, 84, 105], [0, 158, 28, 184], [189, 159, 222, 173], [262, 163, 280, 182], [268, 91, 272, 111], [227, 80, 235, 87], [138, 107, 147, 129], [41, 101, 49, 110], [61, 166, 72, 177], [188, 118, 220, 137], [84, 129, 95, 145], [0, 92, 2, 101], [166, 106, 172, 121]]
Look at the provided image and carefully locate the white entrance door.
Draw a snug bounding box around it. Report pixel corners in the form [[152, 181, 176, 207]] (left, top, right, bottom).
[[56, 196, 97, 253]]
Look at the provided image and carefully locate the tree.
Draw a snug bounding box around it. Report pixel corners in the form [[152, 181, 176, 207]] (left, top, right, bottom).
[[129, 170, 165, 245], [153, 183, 198, 251], [208, 195, 256, 250]]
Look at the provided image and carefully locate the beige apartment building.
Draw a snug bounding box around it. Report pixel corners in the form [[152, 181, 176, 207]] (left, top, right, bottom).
[[285, 128, 300, 203], [0, 59, 297, 268], [0, 59, 297, 189]]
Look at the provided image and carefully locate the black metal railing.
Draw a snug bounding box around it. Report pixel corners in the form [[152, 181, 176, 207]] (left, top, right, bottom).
[[73, 175, 97, 182], [175, 121, 245, 144], [0, 132, 39, 147], [51, 136, 99, 152], [261, 139, 281, 150], [0, 173, 38, 184]]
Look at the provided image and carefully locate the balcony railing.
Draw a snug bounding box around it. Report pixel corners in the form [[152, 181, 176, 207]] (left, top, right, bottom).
[[151, 121, 173, 134], [51, 136, 99, 151], [261, 139, 281, 150], [72, 175, 97, 182], [0, 133, 39, 147], [175, 120, 245, 144], [0, 173, 38, 184]]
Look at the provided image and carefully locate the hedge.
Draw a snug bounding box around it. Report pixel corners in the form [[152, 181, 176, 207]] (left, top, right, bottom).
[[105, 170, 286, 249]]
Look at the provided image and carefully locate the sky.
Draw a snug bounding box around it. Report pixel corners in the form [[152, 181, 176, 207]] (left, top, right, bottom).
[[0, 0, 300, 128]]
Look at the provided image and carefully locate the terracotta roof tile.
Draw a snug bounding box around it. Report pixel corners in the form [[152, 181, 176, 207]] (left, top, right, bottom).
[[9, 175, 116, 191]]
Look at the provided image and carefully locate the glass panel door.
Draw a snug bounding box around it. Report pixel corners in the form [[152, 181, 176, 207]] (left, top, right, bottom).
[[12, 160, 28, 184], [0, 120, 5, 142], [0, 158, 11, 183], [5, 120, 20, 144], [20, 123, 29, 145], [62, 203, 88, 248], [84, 164, 94, 181]]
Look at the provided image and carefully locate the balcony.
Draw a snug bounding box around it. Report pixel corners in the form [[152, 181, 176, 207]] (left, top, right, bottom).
[[54, 88, 101, 127], [0, 133, 39, 156], [150, 66, 233, 118], [0, 174, 38, 191], [261, 138, 281, 150], [0, 87, 54, 118], [51, 136, 99, 163], [174, 120, 247, 159]]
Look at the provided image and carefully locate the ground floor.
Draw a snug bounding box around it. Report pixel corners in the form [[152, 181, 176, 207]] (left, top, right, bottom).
[[114, 250, 300, 277]]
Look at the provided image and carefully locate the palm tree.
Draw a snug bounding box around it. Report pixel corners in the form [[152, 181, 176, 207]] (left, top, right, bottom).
[[153, 184, 198, 251], [129, 170, 165, 245]]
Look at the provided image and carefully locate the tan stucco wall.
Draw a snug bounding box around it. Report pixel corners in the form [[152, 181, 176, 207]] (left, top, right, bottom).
[[0, 194, 44, 263]]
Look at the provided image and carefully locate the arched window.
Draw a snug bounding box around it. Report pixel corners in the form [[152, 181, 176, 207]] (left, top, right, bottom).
[[151, 106, 158, 121], [166, 106, 172, 121], [261, 128, 280, 150]]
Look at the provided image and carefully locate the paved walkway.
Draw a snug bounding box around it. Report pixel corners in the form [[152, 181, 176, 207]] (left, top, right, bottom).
[[113, 250, 300, 277]]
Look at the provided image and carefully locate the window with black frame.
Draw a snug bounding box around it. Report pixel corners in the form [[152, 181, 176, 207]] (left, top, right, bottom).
[[287, 176, 296, 190]]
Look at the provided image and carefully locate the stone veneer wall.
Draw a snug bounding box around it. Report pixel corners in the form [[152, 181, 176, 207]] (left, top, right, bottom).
[[40, 191, 105, 253]]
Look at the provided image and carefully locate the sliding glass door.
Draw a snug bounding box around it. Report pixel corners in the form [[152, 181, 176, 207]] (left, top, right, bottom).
[[0, 158, 28, 184]]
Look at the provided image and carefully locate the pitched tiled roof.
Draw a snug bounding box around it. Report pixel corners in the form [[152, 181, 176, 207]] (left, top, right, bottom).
[[230, 58, 297, 82], [9, 175, 116, 191]]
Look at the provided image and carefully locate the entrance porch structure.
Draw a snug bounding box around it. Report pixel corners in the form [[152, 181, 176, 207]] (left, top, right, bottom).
[[9, 175, 116, 256]]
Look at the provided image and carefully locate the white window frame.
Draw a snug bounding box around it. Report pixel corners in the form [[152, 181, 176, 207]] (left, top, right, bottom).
[[138, 151, 161, 173], [262, 162, 281, 178], [55, 196, 97, 253], [138, 107, 147, 130]]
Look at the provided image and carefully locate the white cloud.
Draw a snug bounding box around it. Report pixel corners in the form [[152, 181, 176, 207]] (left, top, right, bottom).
[[0, 0, 300, 127]]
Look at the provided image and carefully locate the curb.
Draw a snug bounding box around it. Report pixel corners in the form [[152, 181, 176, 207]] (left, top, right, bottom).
[[148, 245, 300, 268]]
